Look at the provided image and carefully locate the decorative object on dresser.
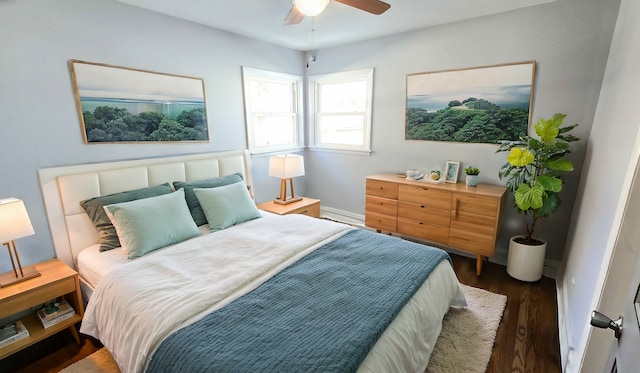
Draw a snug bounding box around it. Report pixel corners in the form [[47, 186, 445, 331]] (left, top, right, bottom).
[[365, 174, 506, 275], [496, 113, 580, 281], [257, 197, 321, 218], [0, 259, 84, 360], [444, 161, 460, 183], [268, 154, 305, 204], [464, 166, 480, 187], [0, 198, 41, 287]]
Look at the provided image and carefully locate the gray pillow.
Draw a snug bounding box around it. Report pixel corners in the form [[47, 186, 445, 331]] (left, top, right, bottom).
[[173, 173, 244, 226], [80, 183, 173, 252]]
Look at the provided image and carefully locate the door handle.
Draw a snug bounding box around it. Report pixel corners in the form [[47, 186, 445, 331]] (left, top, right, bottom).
[[590, 310, 623, 339]]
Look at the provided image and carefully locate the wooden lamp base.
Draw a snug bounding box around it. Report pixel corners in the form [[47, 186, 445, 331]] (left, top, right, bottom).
[[0, 266, 40, 287], [274, 178, 303, 205], [1, 241, 41, 287]]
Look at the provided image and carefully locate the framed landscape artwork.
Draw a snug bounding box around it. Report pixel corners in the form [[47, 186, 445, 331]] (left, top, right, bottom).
[[405, 61, 536, 144], [69, 60, 209, 143]]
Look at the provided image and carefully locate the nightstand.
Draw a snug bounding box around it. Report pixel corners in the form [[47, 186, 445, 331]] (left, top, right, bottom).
[[0, 259, 84, 360], [257, 197, 321, 218]]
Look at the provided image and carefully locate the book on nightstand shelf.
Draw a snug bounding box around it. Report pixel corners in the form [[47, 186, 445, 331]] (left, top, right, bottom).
[[0, 320, 29, 348], [36, 298, 76, 328]]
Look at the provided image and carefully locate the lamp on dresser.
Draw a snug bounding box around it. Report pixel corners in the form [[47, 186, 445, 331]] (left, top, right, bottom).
[[269, 154, 305, 205], [0, 198, 40, 287]]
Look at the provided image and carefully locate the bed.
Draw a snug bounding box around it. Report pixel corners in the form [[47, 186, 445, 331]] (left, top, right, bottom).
[[38, 150, 466, 373]]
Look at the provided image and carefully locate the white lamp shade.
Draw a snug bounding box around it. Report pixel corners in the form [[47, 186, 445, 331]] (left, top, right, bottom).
[[294, 0, 330, 16], [269, 154, 305, 179], [0, 198, 35, 243]]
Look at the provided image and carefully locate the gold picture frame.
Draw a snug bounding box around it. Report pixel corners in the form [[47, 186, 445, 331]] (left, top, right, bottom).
[[405, 61, 536, 144], [69, 60, 209, 144]]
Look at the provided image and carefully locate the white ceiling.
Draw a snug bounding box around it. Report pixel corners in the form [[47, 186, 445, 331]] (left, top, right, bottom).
[[118, 0, 554, 51]]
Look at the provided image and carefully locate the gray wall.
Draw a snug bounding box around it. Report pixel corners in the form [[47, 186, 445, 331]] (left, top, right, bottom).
[[304, 0, 619, 265], [0, 0, 305, 272]]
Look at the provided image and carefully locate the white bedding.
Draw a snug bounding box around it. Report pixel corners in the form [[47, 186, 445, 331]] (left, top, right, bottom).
[[80, 214, 465, 373]]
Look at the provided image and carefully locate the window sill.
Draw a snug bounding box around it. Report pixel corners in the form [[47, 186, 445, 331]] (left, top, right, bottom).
[[307, 146, 372, 156]]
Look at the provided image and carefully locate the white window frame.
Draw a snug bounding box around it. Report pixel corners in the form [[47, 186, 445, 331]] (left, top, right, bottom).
[[242, 67, 303, 154], [308, 68, 374, 154]]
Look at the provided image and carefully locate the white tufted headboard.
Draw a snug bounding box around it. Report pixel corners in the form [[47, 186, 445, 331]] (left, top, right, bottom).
[[38, 150, 252, 269]]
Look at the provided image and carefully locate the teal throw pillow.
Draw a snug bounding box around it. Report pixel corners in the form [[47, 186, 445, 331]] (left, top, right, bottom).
[[173, 173, 244, 226], [80, 183, 174, 252], [194, 182, 261, 231], [104, 189, 201, 259]]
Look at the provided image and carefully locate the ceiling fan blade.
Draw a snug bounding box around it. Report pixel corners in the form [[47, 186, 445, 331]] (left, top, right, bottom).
[[283, 5, 305, 25], [334, 0, 390, 15]]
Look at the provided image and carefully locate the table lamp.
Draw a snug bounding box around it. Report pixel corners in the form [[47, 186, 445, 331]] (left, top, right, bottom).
[[269, 154, 305, 205], [0, 198, 40, 287]]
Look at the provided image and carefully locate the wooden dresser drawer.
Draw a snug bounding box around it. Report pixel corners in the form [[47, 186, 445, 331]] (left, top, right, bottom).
[[366, 195, 397, 216], [449, 226, 495, 256], [398, 184, 452, 210], [397, 217, 449, 244], [397, 201, 450, 227], [453, 194, 499, 216], [365, 212, 397, 232], [366, 179, 399, 199]]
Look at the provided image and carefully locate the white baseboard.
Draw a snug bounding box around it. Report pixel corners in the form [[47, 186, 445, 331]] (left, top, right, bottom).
[[320, 206, 366, 227], [557, 280, 574, 372]]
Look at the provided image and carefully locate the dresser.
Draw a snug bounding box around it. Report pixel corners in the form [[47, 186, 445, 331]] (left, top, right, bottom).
[[365, 174, 506, 275]]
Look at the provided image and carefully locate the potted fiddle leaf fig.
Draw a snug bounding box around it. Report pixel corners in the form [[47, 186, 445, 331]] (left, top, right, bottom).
[[496, 113, 580, 281]]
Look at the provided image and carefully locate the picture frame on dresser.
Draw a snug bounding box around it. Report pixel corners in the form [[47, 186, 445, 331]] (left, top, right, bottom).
[[444, 161, 460, 183]]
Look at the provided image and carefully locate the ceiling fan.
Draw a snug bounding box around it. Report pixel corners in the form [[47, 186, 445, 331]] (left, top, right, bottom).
[[283, 0, 391, 25]]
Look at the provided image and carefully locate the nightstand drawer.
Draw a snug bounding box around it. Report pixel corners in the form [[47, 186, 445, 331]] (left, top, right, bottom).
[[1, 277, 76, 317], [288, 201, 320, 217], [366, 179, 399, 199]]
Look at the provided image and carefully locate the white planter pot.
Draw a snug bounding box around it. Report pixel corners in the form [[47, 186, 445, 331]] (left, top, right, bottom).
[[506, 236, 547, 282]]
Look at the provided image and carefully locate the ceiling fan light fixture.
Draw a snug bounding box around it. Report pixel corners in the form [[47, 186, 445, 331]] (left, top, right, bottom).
[[294, 0, 330, 17]]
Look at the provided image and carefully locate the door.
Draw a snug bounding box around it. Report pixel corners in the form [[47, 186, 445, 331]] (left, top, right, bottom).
[[615, 255, 640, 372], [586, 159, 640, 372]]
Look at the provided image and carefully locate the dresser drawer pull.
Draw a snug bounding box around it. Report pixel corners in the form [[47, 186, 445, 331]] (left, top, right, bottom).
[[420, 205, 425, 208]]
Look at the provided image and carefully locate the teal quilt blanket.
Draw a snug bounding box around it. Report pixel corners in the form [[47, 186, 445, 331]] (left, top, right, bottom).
[[147, 228, 450, 372]]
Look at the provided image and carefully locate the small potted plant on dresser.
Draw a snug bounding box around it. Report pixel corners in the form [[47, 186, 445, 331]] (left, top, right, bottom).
[[496, 113, 580, 281], [464, 166, 480, 187]]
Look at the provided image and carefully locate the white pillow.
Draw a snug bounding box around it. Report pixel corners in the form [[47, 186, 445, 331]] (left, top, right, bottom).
[[104, 189, 201, 259], [194, 182, 261, 231]]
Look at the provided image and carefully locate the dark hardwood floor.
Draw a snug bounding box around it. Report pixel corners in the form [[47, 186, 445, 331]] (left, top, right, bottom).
[[2, 253, 561, 373]]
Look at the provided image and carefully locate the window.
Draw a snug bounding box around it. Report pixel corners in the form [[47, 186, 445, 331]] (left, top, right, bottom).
[[308, 68, 373, 153], [242, 67, 303, 154]]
